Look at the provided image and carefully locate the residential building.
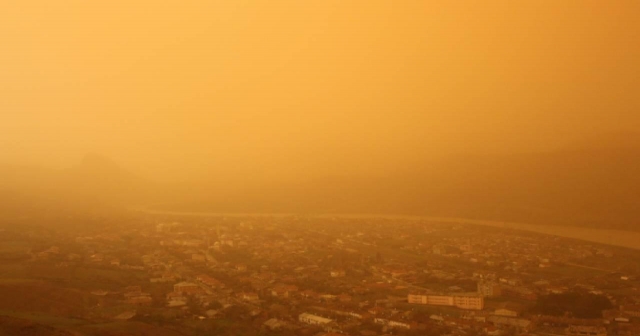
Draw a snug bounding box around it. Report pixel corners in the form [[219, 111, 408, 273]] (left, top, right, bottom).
[[197, 275, 224, 288], [299, 313, 334, 326], [374, 318, 411, 329], [407, 294, 484, 310], [495, 308, 519, 317], [478, 281, 501, 297], [263, 318, 284, 331], [566, 325, 607, 336], [174, 282, 202, 294]]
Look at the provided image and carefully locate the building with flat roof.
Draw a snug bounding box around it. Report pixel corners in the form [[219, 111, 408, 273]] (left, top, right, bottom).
[[478, 281, 501, 297], [174, 282, 202, 294], [299, 313, 334, 326], [566, 325, 607, 336], [374, 318, 411, 330], [408, 294, 484, 310]]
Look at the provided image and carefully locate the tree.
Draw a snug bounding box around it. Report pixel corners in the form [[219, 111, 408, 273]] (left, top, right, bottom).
[[531, 291, 613, 319], [187, 295, 203, 315]]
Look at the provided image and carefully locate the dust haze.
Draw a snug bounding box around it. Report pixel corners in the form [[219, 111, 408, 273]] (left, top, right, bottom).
[[2, 1, 640, 225], [3, 2, 640, 336]]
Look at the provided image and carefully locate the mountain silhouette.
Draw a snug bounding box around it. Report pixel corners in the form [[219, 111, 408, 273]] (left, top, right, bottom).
[[0, 154, 155, 215]]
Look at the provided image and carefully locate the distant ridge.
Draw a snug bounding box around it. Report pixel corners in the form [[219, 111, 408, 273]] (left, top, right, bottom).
[[0, 153, 156, 215], [161, 146, 640, 231], [2, 143, 640, 232]]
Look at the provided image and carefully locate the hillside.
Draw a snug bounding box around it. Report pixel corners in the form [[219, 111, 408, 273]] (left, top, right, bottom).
[[0, 154, 156, 215]]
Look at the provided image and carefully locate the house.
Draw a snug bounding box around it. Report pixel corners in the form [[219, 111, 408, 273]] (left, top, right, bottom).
[[299, 313, 334, 326], [167, 291, 186, 300], [174, 282, 202, 294], [368, 306, 385, 316], [90, 253, 104, 263], [114, 311, 136, 320], [205, 309, 219, 318], [478, 281, 501, 297], [620, 305, 640, 318], [271, 286, 290, 298], [91, 290, 109, 296], [548, 285, 568, 294], [263, 318, 285, 330], [166, 292, 188, 307], [494, 303, 524, 317], [566, 325, 607, 336], [487, 316, 531, 330], [125, 291, 147, 298], [197, 275, 224, 288], [320, 294, 337, 301], [374, 318, 411, 330], [240, 292, 259, 301], [301, 290, 319, 299], [127, 295, 152, 305]]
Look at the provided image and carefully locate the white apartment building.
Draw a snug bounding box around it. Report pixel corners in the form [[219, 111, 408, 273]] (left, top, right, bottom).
[[408, 294, 484, 310]]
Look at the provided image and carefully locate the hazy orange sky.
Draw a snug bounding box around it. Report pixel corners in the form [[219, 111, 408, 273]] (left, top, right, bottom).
[[1, 1, 639, 182]]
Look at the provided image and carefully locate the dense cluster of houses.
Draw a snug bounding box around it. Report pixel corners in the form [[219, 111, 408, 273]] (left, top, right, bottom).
[[23, 214, 640, 336]]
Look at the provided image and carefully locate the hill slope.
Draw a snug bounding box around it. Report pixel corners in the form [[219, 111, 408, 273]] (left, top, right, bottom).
[[0, 154, 156, 215]]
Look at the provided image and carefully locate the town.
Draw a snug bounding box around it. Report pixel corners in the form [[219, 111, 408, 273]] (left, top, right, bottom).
[[1, 211, 640, 336]]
